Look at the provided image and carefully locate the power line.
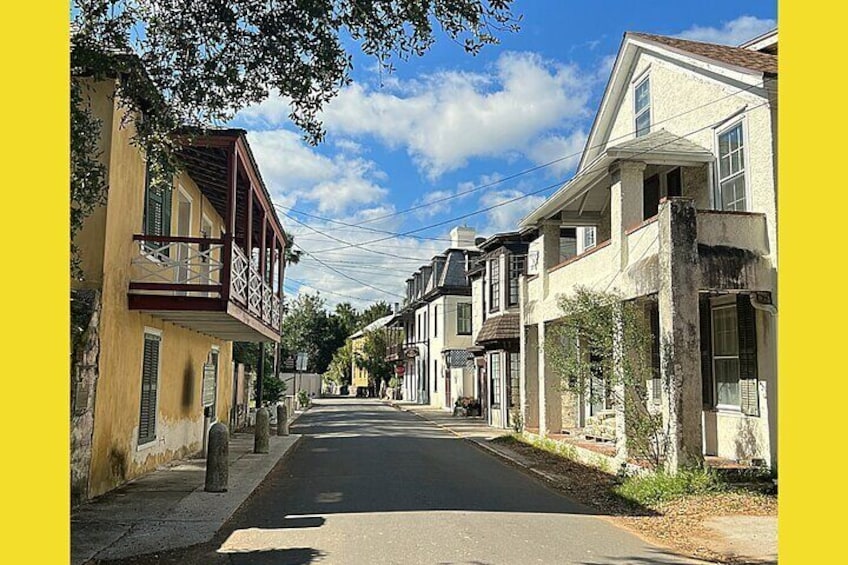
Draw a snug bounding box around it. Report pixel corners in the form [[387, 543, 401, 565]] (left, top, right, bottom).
[[292, 243, 407, 300], [309, 80, 769, 229]]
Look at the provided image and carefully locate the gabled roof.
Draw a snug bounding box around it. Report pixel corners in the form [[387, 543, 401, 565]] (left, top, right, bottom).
[[628, 33, 777, 75], [577, 30, 776, 172], [606, 129, 714, 162], [348, 313, 396, 340]]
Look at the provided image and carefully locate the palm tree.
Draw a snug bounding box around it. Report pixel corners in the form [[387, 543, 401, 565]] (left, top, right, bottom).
[[284, 230, 302, 265]]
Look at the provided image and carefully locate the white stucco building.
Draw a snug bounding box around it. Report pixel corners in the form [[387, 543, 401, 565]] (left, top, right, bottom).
[[393, 227, 480, 408], [518, 30, 778, 470]]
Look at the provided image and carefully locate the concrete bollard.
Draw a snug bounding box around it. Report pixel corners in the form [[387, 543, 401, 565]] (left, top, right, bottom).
[[205, 422, 229, 492], [277, 404, 289, 436], [254, 407, 270, 454]]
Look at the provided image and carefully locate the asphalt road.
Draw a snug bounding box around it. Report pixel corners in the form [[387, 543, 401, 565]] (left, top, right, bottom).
[[104, 398, 703, 565]]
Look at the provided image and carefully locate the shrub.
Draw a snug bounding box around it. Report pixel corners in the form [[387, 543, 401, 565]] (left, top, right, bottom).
[[614, 467, 726, 507]]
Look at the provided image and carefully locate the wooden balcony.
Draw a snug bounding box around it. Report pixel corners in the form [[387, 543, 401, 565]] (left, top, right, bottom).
[[127, 129, 287, 343], [128, 235, 281, 342]]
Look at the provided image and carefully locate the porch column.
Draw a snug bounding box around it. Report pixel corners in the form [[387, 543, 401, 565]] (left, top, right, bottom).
[[538, 220, 560, 300], [259, 215, 267, 320], [540, 322, 562, 436], [610, 161, 646, 270], [521, 324, 539, 430], [657, 198, 703, 471], [221, 145, 238, 302]]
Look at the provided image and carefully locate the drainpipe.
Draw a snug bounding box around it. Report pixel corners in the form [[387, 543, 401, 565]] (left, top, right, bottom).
[[749, 294, 777, 317]]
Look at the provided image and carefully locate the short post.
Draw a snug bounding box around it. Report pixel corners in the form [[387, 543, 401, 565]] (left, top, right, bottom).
[[277, 404, 289, 436], [205, 422, 229, 492], [254, 407, 270, 454]]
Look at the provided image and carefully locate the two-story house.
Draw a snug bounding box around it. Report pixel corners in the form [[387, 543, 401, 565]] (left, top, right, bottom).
[[71, 76, 287, 501], [467, 233, 529, 428], [519, 30, 778, 471], [395, 227, 480, 408]]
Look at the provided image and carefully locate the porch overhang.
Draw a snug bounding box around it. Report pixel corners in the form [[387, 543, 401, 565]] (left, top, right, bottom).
[[519, 129, 714, 228], [127, 295, 280, 342]]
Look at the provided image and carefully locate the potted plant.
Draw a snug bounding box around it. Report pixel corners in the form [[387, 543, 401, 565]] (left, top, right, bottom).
[[454, 397, 481, 417]]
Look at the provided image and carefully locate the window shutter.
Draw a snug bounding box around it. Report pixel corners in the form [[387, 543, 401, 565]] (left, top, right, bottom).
[[139, 334, 160, 444], [699, 295, 714, 408], [736, 294, 759, 416]]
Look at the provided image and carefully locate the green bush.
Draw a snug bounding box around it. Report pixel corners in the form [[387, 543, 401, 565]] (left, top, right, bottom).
[[614, 467, 726, 506]]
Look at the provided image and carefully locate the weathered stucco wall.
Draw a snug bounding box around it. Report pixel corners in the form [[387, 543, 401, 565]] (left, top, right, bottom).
[[82, 81, 234, 499]]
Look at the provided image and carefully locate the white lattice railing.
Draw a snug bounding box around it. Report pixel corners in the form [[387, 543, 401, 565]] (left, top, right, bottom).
[[230, 244, 249, 304], [247, 260, 262, 315], [262, 283, 273, 324], [131, 236, 224, 295], [270, 293, 281, 330]]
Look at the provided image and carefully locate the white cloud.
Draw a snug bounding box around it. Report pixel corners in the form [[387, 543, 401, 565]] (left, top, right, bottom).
[[242, 51, 593, 179], [247, 129, 388, 215], [478, 188, 547, 235], [677, 15, 776, 46], [525, 130, 588, 177]]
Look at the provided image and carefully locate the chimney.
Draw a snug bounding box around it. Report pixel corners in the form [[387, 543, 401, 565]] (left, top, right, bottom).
[[450, 225, 477, 249], [393, 302, 399, 314]]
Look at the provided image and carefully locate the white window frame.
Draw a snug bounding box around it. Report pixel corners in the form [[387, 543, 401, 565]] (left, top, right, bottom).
[[137, 327, 163, 450], [634, 76, 651, 138], [711, 302, 742, 412], [713, 117, 751, 212]]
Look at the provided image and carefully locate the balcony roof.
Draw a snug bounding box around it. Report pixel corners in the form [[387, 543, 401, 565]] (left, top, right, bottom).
[[519, 130, 713, 228]]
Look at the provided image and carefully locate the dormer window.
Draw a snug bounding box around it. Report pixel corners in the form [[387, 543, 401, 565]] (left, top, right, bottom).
[[634, 77, 651, 137]]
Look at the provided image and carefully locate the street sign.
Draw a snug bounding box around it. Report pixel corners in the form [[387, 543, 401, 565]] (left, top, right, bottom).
[[202, 363, 216, 407], [284, 356, 295, 370], [395, 365, 405, 376], [296, 352, 309, 372]]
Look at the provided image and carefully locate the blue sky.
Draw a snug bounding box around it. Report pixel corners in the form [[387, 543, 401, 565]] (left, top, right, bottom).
[[229, 1, 777, 308]]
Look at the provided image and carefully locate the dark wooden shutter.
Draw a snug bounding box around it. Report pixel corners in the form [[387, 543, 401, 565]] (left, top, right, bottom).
[[143, 160, 172, 252], [736, 294, 759, 416], [643, 174, 660, 220], [699, 295, 714, 408], [667, 167, 682, 198], [138, 333, 160, 444]]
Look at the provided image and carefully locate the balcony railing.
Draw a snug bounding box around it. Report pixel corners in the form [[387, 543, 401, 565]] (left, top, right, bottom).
[[131, 235, 282, 332], [131, 236, 224, 296]]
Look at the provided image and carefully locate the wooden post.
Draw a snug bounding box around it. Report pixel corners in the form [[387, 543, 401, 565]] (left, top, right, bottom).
[[221, 144, 238, 303]]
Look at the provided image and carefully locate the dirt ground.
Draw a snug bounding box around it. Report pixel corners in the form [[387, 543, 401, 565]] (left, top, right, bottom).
[[490, 436, 777, 565]]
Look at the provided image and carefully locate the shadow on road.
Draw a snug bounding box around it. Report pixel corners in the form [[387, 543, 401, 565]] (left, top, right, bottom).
[[224, 547, 325, 565]]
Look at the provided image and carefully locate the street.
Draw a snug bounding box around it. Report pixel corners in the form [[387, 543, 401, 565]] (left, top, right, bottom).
[[105, 398, 702, 565]]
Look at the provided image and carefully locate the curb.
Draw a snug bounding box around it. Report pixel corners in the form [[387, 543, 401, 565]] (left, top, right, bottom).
[[386, 401, 550, 481]]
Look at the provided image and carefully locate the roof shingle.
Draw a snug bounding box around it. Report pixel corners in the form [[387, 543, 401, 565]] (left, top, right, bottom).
[[628, 32, 777, 75]]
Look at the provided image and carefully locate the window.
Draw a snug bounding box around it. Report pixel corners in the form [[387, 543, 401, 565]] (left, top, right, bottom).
[[559, 227, 577, 261], [433, 305, 438, 337], [489, 259, 500, 311], [143, 160, 172, 251], [717, 122, 747, 211], [457, 303, 472, 335], [508, 255, 525, 306], [582, 227, 596, 252], [433, 359, 438, 392], [634, 77, 651, 137], [508, 352, 520, 408], [490, 353, 501, 408], [138, 332, 161, 445], [712, 305, 740, 407]]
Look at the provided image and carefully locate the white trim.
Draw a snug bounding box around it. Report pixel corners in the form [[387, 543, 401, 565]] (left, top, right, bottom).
[[713, 115, 751, 212], [633, 75, 651, 137], [630, 63, 651, 85]]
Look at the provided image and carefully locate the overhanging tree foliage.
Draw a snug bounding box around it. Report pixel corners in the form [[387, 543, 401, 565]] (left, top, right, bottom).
[[70, 0, 519, 271], [546, 287, 668, 469]]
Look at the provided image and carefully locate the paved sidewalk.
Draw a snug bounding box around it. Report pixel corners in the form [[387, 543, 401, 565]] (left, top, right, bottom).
[[388, 400, 511, 440], [72, 423, 303, 565]]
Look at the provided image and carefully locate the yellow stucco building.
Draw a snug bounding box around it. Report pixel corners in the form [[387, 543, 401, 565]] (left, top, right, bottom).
[[71, 77, 287, 502]]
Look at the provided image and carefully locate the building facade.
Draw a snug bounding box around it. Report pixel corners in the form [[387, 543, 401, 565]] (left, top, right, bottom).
[[468, 233, 529, 429], [518, 31, 778, 470], [395, 227, 480, 408], [71, 78, 287, 501]]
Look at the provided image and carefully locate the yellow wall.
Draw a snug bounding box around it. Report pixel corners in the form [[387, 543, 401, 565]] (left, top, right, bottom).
[[75, 79, 235, 498], [350, 336, 369, 388]]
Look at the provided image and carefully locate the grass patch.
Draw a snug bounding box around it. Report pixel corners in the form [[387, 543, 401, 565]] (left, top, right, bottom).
[[614, 467, 727, 506]]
